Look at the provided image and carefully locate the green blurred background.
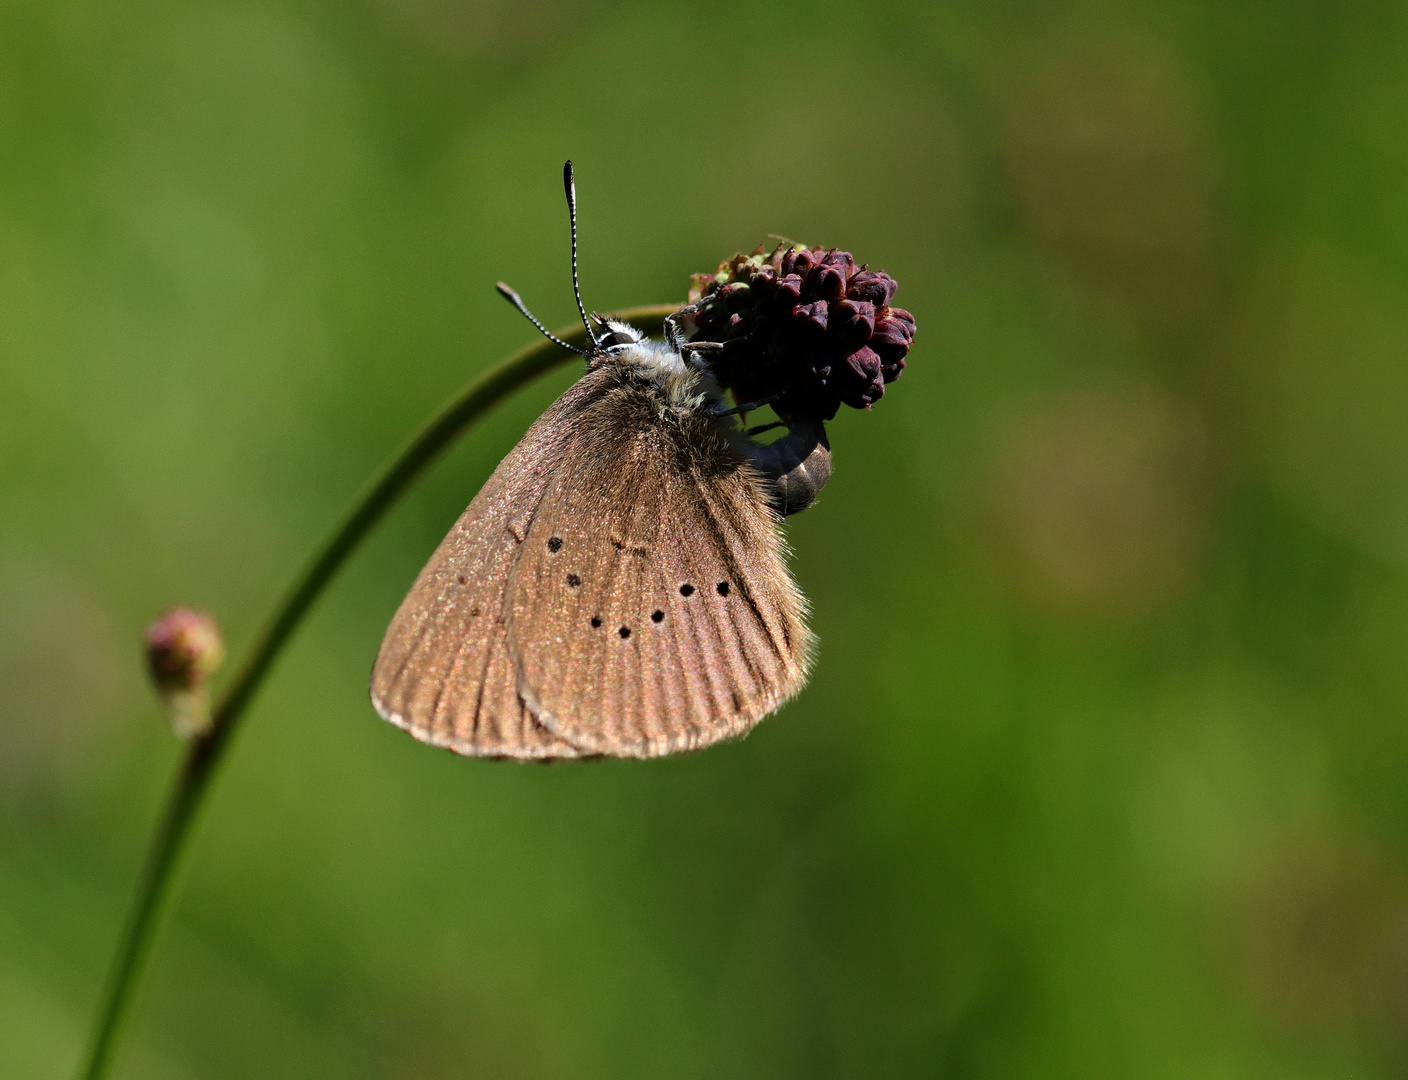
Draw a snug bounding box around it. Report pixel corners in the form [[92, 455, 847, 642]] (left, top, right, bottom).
[[4, 1, 1408, 1076]]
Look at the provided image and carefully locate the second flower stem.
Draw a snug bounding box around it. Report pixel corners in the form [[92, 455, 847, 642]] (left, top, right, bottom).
[[78, 305, 675, 1080]]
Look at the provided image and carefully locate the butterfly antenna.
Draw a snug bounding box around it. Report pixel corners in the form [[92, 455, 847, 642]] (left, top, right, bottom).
[[563, 160, 600, 348], [495, 282, 589, 356]]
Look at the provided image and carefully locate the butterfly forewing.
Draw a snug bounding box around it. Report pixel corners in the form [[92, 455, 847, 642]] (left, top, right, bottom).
[[370, 371, 616, 759], [507, 379, 813, 758]]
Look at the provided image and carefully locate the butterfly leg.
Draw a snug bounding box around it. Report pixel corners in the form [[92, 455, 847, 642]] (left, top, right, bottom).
[[713, 393, 781, 418]]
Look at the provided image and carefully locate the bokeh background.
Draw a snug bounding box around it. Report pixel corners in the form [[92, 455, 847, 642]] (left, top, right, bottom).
[[4, 1, 1408, 1077]]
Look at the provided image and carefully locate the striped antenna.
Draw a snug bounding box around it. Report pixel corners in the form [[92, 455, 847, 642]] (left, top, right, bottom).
[[495, 282, 588, 356], [562, 160, 600, 348]]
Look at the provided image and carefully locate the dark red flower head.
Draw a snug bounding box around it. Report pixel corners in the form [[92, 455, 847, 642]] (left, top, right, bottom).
[[682, 242, 916, 421]]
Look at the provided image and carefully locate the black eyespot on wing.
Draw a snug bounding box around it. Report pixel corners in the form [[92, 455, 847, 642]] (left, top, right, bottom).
[[651, 610, 664, 623], [618, 626, 631, 639], [456, 574, 467, 585], [547, 536, 563, 552], [566, 573, 581, 587], [679, 583, 694, 597], [590, 616, 602, 628], [717, 581, 730, 596]]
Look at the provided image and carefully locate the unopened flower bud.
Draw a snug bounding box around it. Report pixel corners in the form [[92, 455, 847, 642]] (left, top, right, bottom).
[[870, 307, 916, 367], [775, 274, 804, 305], [781, 248, 817, 277], [830, 299, 876, 348], [822, 250, 856, 279], [846, 271, 897, 308], [143, 607, 225, 739], [805, 263, 847, 300], [795, 300, 829, 334], [839, 346, 886, 407]]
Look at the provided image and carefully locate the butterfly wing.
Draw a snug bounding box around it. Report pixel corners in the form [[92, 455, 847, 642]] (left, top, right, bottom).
[[370, 370, 616, 759], [506, 380, 814, 758]]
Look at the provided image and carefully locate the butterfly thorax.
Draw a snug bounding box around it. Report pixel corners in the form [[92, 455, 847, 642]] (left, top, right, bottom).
[[598, 339, 724, 416], [588, 320, 830, 516]]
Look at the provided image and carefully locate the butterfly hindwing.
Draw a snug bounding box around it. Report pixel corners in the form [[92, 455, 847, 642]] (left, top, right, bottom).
[[506, 378, 814, 758]]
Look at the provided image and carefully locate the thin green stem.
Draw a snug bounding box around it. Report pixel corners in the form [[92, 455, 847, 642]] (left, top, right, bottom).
[[78, 306, 676, 1080]]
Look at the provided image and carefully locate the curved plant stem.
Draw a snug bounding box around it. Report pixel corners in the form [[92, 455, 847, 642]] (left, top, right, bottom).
[[78, 305, 675, 1080]]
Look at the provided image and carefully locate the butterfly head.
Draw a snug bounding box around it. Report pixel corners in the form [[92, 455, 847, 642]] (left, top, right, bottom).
[[590, 315, 648, 354]]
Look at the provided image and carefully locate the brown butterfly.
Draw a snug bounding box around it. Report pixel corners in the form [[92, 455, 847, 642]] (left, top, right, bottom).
[[370, 163, 830, 759]]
